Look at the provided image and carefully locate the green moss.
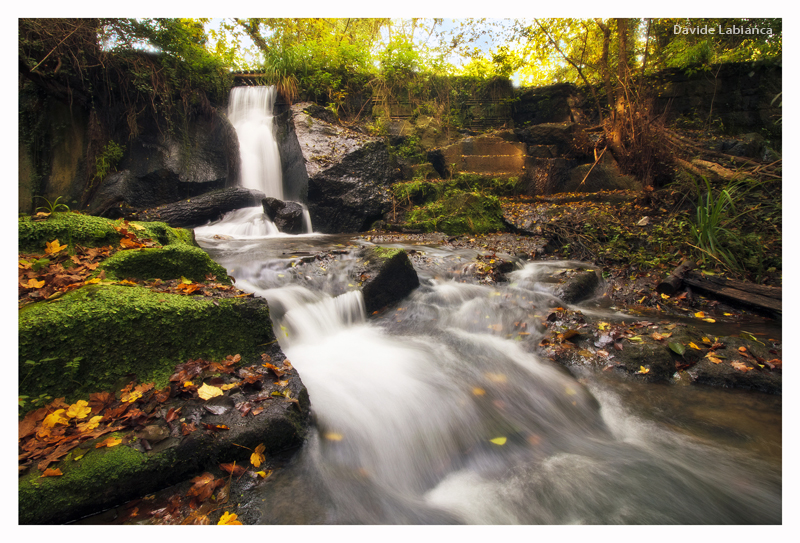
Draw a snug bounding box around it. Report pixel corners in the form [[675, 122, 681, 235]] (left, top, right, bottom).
[[405, 190, 506, 236], [19, 284, 274, 403], [100, 245, 230, 283], [371, 246, 403, 260], [18, 212, 195, 253], [18, 438, 180, 525]]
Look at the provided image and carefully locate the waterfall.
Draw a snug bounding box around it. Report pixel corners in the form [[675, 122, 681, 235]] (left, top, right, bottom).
[[229, 86, 284, 198], [195, 85, 313, 238]]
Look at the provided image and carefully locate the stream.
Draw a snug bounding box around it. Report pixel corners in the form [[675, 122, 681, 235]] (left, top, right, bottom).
[[195, 231, 782, 524]]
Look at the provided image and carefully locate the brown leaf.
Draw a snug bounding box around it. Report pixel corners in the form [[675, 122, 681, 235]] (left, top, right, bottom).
[[187, 473, 222, 503], [731, 361, 753, 373], [219, 463, 247, 477], [40, 467, 63, 477]]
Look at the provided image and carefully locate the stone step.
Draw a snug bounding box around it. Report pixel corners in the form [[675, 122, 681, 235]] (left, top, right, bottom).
[[458, 154, 526, 172]]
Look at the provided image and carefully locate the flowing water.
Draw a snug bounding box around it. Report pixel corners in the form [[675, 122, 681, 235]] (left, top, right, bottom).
[[189, 85, 781, 524], [196, 233, 782, 525], [198, 86, 312, 237]]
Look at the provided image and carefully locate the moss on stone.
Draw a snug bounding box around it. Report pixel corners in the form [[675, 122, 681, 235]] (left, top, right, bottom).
[[18, 212, 195, 253], [18, 437, 181, 525], [371, 246, 403, 260], [100, 245, 231, 283], [19, 284, 274, 403], [405, 190, 506, 236]]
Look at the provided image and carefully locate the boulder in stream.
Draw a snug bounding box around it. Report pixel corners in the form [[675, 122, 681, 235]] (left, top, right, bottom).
[[262, 197, 306, 235], [352, 247, 420, 314]]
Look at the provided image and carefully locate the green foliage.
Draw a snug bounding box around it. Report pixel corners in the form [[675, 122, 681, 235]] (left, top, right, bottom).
[[689, 177, 740, 270], [92, 140, 124, 185], [35, 196, 70, 214], [392, 174, 522, 206], [405, 191, 506, 236]]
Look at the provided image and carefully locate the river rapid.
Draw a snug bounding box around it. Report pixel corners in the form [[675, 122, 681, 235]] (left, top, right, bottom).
[[195, 231, 782, 525]]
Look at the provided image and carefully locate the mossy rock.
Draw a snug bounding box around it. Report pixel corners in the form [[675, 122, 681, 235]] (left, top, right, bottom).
[[19, 284, 274, 403], [100, 245, 231, 283], [405, 191, 506, 236], [18, 212, 195, 253], [561, 164, 642, 193], [19, 356, 310, 524]]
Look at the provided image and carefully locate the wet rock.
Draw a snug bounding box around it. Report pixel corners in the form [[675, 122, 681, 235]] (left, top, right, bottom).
[[129, 187, 265, 228], [287, 103, 401, 233], [687, 336, 781, 394], [88, 109, 240, 214], [554, 269, 600, 304], [262, 197, 306, 234], [352, 247, 420, 314]]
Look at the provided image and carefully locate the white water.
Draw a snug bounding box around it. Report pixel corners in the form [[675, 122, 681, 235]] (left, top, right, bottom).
[[195, 86, 313, 239], [197, 239, 782, 525]]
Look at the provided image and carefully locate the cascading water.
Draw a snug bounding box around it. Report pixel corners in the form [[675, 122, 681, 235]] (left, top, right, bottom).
[[194, 86, 313, 238], [197, 237, 782, 525]]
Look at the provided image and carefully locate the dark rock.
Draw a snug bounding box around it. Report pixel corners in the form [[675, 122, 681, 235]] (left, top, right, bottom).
[[688, 336, 781, 394], [130, 187, 265, 227], [88, 109, 240, 213], [427, 149, 448, 178], [287, 103, 401, 233], [515, 122, 591, 158], [352, 247, 420, 314], [561, 163, 642, 193], [555, 269, 600, 304], [262, 197, 306, 234]]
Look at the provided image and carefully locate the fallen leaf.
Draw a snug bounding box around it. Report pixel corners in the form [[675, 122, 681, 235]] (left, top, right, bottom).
[[218, 512, 242, 525], [41, 468, 63, 477], [731, 361, 753, 372], [472, 387, 486, 396], [636, 366, 650, 374], [42, 409, 69, 429], [250, 443, 266, 468], [76, 415, 103, 433], [23, 278, 45, 289], [197, 383, 224, 400], [489, 437, 507, 445], [668, 342, 686, 356], [688, 342, 701, 350], [324, 432, 344, 441], [66, 400, 92, 420], [708, 356, 723, 364], [96, 436, 122, 448], [188, 473, 222, 503], [220, 463, 247, 477], [45, 240, 67, 255], [256, 470, 272, 479], [694, 311, 705, 318]]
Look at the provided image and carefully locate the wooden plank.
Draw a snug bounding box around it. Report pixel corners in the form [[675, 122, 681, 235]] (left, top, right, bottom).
[[683, 272, 781, 314]]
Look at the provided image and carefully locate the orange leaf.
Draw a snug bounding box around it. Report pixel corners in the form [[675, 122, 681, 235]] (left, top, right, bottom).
[[96, 436, 122, 448], [41, 468, 63, 478], [23, 278, 46, 289], [218, 512, 242, 525], [45, 239, 67, 255]]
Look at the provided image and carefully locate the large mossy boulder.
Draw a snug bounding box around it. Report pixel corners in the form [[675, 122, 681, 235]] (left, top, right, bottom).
[[18, 285, 274, 403], [19, 343, 310, 525], [100, 245, 231, 283], [18, 212, 195, 254]]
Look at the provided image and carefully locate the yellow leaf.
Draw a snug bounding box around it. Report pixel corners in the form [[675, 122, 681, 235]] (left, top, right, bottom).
[[221, 383, 239, 391], [472, 387, 486, 396], [324, 432, 344, 441], [24, 278, 46, 289], [564, 386, 577, 396], [45, 239, 67, 255], [218, 512, 242, 525], [701, 337, 712, 344], [85, 277, 101, 284], [42, 409, 69, 428], [197, 383, 224, 400], [708, 356, 723, 364], [250, 443, 266, 467], [688, 342, 701, 350], [66, 400, 92, 420], [77, 415, 103, 433], [129, 223, 145, 231], [183, 381, 194, 388], [636, 366, 650, 374], [489, 437, 507, 445], [256, 470, 273, 479], [598, 322, 609, 331], [694, 311, 705, 318], [96, 436, 122, 448], [637, 296, 646, 304], [660, 293, 670, 300], [121, 390, 142, 403], [703, 318, 716, 323]]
